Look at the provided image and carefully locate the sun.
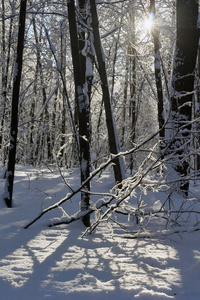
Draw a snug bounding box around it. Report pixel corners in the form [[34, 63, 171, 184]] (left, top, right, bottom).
[[144, 13, 154, 30]]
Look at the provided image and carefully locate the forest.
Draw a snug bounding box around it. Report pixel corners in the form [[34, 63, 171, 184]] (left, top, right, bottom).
[[1, 0, 200, 236], [1, 1, 200, 299]]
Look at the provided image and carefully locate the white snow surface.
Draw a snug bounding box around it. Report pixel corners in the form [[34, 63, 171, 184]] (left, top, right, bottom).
[[0, 165, 200, 300]]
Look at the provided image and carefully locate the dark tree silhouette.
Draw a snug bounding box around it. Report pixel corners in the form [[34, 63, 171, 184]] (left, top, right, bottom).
[[90, 0, 126, 184], [150, 0, 165, 142], [67, 0, 91, 227], [169, 0, 199, 193], [4, 0, 27, 207]]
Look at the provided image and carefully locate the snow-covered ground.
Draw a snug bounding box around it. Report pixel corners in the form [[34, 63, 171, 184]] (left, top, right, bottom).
[[0, 165, 200, 299]]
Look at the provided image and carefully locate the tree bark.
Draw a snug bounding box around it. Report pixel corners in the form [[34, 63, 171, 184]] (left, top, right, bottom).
[[4, 0, 27, 207], [150, 0, 165, 142], [89, 0, 126, 184], [129, 9, 137, 173], [0, 0, 6, 149], [67, 0, 91, 227], [196, 46, 200, 171], [0, 1, 14, 165], [169, 0, 199, 193]]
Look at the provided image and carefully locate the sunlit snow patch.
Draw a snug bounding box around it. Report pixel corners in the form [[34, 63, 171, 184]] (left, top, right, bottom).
[[27, 229, 69, 263], [0, 228, 69, 287], [0, 247, 33, 287], [40, 233, 182, 297]]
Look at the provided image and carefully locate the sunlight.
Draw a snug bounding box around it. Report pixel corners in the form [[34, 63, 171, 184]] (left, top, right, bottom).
[[144, 18, 152, 30], [0, 247, 34, 287], [0, 229, 69, 287], [41, 231, 182, 296], [144, 13, 154, 30], [27, 229, 69, 264]]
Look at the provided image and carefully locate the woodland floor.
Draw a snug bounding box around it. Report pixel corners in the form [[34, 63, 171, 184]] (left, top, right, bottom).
[[0, 165, 200, 299]]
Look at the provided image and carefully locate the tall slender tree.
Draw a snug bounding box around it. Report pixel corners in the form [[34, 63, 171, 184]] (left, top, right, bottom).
[[0, 0, 6, 149], [67, 0, 91, 227], [169, 0, 199, 193], [0, 1, 14, 165], [129, 7, 137, 172], [4, 0, 27, 207], [150, 0, 165, 142], [90, 0, 126, 184], [195, 45, 200, 171]]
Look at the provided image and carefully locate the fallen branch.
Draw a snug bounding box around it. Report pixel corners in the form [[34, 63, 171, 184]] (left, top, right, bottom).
[[24, 158, 117, 229], [48, 195, 116, 227], [123, 226, 200, 239], [25, 122, 199, 230]]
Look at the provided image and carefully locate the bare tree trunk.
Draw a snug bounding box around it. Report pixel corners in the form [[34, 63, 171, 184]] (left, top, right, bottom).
[[169, 0, 199, 193], [67, 0, 91, 227], [150, 0, 165, 143], [122, 50, 129, 148], [0, 1, 14, 165], [129, 9, 137, 173], [4, 0, 27, 207], [110, 18, 123, 105], [0, 0, 6, 150], [90, 0, 126, 184], [196, 46, 200, 171], [59, 21, 67, 166], [78, 0, 93, 145]]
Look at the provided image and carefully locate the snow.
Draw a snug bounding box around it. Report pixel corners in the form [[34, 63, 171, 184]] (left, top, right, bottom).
[[13, 62, 18, 81], [86, 57, 93, 78], [0, 165, 200, 299]]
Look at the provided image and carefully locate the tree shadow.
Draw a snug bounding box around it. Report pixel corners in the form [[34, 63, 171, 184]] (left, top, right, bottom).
[[0, 219, 199, 299]]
